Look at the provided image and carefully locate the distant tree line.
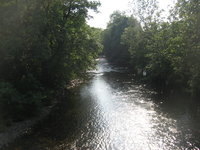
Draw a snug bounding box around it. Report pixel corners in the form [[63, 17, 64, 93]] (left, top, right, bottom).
[[103, 0, 200, 97], [0, 0, 102, 125]]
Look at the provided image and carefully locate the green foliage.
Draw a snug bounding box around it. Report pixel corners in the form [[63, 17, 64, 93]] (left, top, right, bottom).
[[103, 11, 130, 65], [0, 82, 42, 121], [0, 0, 101, 123], [121, 17, 147, 71], [103, 0, 200, 96]]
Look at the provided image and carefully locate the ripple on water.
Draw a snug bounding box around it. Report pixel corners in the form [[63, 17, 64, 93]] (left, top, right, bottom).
[[4, 58, 200, 150]]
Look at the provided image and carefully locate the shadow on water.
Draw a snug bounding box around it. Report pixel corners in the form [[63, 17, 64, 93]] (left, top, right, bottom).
[[3, 58, 200, 150]]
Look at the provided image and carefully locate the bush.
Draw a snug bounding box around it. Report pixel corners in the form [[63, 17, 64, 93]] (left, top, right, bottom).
[[0, 82, 42, 122]]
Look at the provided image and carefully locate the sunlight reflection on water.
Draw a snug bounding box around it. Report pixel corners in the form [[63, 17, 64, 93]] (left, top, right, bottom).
[[5, 58, 199, 150], [62, 58, 199, 150]]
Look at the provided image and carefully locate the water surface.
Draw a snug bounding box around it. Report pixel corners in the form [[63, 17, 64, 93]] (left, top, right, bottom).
[[3, 58, 200, 150]]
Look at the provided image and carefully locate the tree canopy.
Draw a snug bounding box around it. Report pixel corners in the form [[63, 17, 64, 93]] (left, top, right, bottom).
[[103, 0, 200, 96], [0, 0, 102, 122]]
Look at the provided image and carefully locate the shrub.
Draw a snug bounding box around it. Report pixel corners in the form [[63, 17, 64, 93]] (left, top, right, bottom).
[[0, 82, 42, 122]]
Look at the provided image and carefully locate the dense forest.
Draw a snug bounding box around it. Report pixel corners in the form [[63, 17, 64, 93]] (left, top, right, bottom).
[[103, 0, 200, 97], [0, 0, 200, 132], [1, 0, 200, 149], [0, 0, 102, 127]]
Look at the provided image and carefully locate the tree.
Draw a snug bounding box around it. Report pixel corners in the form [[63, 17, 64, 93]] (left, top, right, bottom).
[[103, 11, 131, 65], [0, 0, 101, 122], [102, 0, 200, 97]]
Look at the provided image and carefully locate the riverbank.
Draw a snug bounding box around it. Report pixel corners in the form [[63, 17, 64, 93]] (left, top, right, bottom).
[[0, 79, 85, 149], [1, 58, 200, 150], [0, 104, 55, 149]]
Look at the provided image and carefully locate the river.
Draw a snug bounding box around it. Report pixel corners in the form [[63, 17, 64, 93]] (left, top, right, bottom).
[[3, 58, 200, 150]]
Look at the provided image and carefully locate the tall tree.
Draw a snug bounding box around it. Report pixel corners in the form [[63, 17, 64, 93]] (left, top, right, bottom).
[[0, 0, 101, 121], [103, 11, 130, 65]]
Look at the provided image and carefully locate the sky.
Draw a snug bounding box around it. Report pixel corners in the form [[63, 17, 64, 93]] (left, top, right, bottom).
[[87, 0, 176, 29]]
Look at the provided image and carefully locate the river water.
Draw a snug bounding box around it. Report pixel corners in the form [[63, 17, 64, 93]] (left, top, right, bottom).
[[4, 58, 200, 150]]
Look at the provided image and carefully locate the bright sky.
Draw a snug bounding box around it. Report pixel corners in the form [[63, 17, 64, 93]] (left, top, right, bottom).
[[87, 0, 176, 29]]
